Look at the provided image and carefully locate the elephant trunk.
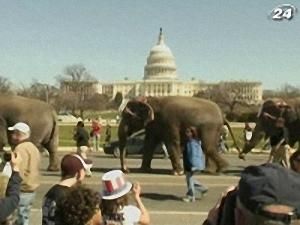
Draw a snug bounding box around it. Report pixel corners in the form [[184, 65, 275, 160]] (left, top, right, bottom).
[[118, 120, 129, 172], [242, 121, 265, 154]]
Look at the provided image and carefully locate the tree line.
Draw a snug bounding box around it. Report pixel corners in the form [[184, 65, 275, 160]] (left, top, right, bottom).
[[1, 63, 299, 121], [0, 64, 122, 119], [193, 82, 300, 122]]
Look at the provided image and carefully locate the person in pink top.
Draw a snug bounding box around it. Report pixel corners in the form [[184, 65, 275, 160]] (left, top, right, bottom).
[[91, 118, 102, 152]]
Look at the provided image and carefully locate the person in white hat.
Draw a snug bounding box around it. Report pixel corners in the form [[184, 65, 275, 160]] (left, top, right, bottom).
[[100, 170, 150, 225], [8, 122, 40, 225]]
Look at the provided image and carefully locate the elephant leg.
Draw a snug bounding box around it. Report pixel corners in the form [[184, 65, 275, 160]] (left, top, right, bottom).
[[205, 156, 218, 174], [120, 144, 129, 173], [163, 128, 183, 174], [165, 141, 184, 175], [140, 136, 158, 172], [202, 127, 229, 174], [43, 132, 59, 172]]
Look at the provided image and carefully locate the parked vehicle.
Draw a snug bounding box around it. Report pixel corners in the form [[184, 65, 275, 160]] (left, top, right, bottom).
[[103, 130, 165, 158], [58, 113, 81, 123]]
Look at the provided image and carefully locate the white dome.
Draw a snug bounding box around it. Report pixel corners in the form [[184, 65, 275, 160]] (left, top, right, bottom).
[[144, 29, 177, 80]]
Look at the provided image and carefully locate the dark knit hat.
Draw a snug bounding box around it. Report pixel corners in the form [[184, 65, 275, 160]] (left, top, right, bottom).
[[61, 154, 89, 177], [238, 163, 300, 216]]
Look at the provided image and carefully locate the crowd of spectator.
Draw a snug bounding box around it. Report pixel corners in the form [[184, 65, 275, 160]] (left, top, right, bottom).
[[1, 121, 300, 225]]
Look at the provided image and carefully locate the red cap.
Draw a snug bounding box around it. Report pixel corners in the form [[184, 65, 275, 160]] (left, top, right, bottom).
[[61, 154, 90, 177]]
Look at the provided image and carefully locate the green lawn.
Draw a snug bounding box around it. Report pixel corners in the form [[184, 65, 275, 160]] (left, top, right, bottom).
[[59, 125, 265, 148], [59, 125, 118, 146]]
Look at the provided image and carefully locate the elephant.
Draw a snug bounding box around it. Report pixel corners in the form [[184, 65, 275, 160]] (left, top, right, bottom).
[[240, 98, 300, 159], [118, 96, 240, 174], [0, 95, 59, 171]]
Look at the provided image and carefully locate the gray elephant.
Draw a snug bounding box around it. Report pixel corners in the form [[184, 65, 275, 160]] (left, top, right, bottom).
[[0, 95, 59, 171], [118, 96, 240, 174], [240, 99, 300, 159]]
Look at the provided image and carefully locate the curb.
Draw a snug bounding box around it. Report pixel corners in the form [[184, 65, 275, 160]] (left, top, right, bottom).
[[225, 148, 270, 154], [56, 147, 104, 152]]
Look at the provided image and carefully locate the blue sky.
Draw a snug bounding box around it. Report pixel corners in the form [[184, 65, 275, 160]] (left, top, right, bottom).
[[0, 0, 299, 89]]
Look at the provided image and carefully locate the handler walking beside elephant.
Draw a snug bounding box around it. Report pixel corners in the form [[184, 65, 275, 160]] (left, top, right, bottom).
[[266, 117, 292, 168], [73, 121, 93, 176], [182, 127, 208, 202], [8, 122, 40, 225]]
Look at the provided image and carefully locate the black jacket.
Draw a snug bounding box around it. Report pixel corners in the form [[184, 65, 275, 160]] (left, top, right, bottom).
[[270, 127, 289, 147], [73, 127, 90, 147], [0, 171, 22, 222]]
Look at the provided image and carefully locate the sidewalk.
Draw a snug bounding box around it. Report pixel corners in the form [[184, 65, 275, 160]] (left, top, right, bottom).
[[226, 148, 270, 154]]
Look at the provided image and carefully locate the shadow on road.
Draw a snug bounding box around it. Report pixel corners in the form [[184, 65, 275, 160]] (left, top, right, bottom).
[[92, 167, 173, 175], [141, 193, 182, 201]]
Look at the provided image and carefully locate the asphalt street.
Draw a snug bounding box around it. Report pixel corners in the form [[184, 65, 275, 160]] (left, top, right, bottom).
[[30, 151, 268, 225]]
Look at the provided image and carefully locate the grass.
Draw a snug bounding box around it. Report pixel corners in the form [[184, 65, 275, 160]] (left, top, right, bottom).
[[59, 124, 266, 148], [58, 125, 119, 146], [77, 110, 119, 120]]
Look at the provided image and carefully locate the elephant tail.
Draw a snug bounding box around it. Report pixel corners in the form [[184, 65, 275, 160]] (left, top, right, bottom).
[[224, 120, 241, 153], [49, 110, 58, 144]]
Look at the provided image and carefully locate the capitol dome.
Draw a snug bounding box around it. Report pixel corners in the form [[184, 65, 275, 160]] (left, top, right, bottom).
[[144, 28, 177, 80]]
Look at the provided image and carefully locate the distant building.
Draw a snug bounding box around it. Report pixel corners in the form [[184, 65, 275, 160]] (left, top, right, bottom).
[[219, 81, 263, 104], [101, 29, 263, 104], [62, 29, 263, 105], [101, 28, 204, 99]]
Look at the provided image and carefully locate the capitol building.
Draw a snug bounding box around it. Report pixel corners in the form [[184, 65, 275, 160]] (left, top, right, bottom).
[[83, 29, 262, 104]]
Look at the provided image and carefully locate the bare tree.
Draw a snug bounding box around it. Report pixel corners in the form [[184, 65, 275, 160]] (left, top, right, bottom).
[[114, 92, 123, 106], [54, 91, 79, 114], [0, 76, 13, 94], [194, 82, 250, 119], [17, 80, 59, 104], [83, 93, 110, 111], [280, 83, 300, 99], [56, 64, 98, 118]]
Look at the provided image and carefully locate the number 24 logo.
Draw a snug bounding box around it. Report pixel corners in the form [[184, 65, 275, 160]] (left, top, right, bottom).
[[271, 4, 297, 21]]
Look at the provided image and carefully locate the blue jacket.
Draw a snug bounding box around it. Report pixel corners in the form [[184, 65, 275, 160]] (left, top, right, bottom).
[[0, 171, 22, 222], [183, 139, 205, 172]]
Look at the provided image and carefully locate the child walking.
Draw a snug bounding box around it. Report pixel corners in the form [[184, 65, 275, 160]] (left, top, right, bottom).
[[183, 126, 208, 202]]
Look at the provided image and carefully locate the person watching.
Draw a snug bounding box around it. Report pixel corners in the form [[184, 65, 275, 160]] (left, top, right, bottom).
[[42, 154, 90, 225], [100, 170, 150, 225], [0, 152, 22, 222], [8, 122, 40, 225], [73, 121, 93, 176], [203, 163, 300, 225], [55, 185, 102, 225]]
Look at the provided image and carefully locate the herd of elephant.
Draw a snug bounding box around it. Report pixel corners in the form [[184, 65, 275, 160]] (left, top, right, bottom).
[[1, 95, 300, 174]]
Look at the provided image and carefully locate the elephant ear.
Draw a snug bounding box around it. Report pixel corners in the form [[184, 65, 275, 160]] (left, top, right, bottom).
[[122, 99, 154, 125], [257, 100, 279, 120], [259, 99, 297, 125]]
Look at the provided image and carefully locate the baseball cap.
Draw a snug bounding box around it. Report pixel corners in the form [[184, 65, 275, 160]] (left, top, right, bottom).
[[61, 154, 90, 177], [8, 122, 30, 134]]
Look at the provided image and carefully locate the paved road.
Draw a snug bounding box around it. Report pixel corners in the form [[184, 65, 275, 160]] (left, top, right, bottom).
[[30, 151, 268, 225]]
